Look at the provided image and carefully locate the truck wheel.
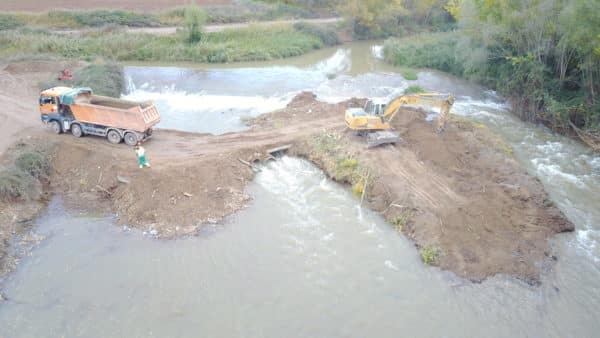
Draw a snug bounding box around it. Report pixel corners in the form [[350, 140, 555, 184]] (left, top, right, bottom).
[[50, 120, 62, 134], [124, 132, 138, 146], [71, 124, 83, 138], [107, 130, 122, 144]]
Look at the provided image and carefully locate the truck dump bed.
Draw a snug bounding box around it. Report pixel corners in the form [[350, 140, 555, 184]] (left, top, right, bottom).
[[61, 88, 160, 133]]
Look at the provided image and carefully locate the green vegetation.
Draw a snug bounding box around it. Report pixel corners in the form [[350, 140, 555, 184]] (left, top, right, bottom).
[[0, 147, 53, 202], [0, 25, 325, 63], [0, 14, 23, 31], [309, 132, 372, 196], [384, 0, 600, 133], [337, 0, 454, 39], [293, 22, 340, 46], [50, 10, 158, 27], [8, 2, 319, 30], [384, 32, 463, 75], [420, 245, 440, 265], [15, 152, 50, 180], [389, 210, 412, 232], [184, 6, 208, 44], [40, 63, 124, 98], [404, 85, 425, 95], [401, 69, 418, 81]]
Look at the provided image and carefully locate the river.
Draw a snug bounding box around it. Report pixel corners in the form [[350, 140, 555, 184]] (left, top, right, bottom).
[[0, 42, 599, 337]]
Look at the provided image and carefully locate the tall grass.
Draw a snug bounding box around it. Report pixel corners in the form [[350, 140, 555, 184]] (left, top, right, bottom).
[[0, 25, 324, 63], [0, 14, 23, 30]]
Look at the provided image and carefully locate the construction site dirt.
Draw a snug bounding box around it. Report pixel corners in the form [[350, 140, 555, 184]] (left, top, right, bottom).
[[0, 61, 573, 285]]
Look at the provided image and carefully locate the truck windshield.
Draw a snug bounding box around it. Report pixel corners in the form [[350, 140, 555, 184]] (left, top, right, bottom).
[[40, 96, 55, 105]]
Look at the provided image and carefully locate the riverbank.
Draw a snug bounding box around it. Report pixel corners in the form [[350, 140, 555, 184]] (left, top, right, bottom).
[[383, 31, 600, 149], [0, 58, 574, 284]]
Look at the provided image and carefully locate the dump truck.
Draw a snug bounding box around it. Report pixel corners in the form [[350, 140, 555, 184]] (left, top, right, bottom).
[[39, 86, 160, 146]]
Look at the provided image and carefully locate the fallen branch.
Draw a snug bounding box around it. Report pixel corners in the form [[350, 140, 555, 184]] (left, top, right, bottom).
[[95, 185, 112, 196]]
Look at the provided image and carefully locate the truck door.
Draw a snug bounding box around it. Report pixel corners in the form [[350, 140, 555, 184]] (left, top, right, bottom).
[[39, 95, 58, 115]]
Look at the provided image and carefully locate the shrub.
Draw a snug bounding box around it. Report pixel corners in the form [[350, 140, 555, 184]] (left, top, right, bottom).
[[420, 246, 440, 265], [0, 167, 38, 201], [401, 69, 418, 81], [184, 6, 207, 44], [15, 151, 50, 179], [404, 85, 424, 94], [293, 22, 340, 46], [389, 210, 412, 232]]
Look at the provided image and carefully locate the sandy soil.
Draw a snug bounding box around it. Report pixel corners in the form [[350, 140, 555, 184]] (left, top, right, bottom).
[[0, 61, 574, 284], [0, 0, 230, 11]]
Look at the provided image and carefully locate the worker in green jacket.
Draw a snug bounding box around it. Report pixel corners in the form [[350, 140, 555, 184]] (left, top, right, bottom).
[[134, 142, 151, 169]]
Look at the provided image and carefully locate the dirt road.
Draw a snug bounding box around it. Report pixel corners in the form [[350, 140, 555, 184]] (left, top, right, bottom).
[[0, 61, 573, 284]]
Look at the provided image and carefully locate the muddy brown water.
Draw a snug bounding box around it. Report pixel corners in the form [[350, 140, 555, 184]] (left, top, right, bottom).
[[1, 42, 599, 337]]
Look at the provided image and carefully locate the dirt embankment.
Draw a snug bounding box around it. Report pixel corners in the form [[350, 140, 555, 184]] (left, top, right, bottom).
[[0, 62, 573, 284]]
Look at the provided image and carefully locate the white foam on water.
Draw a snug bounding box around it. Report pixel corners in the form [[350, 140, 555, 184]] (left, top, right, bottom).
[[312, 49, 351, 77], [371, 45, 384, 60], [384, 260, 399, 271], [124, 89, 293, 115], [576, 229, 600, 263], [531, 161, 585, 189]]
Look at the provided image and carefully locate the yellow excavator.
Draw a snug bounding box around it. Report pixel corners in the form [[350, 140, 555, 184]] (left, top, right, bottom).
[[344, 93, 455, 147]]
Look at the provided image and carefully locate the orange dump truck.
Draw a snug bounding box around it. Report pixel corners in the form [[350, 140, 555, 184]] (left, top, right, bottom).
[[39, 87, 160, 145]]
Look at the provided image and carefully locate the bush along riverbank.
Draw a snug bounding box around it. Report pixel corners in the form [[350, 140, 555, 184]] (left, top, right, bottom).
[[0, 140, 56, 279], [383, 0, 600, 144], [0, 23, 339, 63]]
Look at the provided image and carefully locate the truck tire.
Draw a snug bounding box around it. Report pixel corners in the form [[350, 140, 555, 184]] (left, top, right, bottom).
[[50, 120, 62, 134], [107, 130, 122, 144], [71, 124, 83, 138], [124, 132, 138, 146]]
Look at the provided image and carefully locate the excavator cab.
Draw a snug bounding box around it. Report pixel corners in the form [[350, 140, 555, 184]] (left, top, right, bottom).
[[364, 100, 387, 116]]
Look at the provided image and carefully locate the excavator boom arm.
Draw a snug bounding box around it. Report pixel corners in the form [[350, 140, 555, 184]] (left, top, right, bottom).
[[383, 93, 455, 130]]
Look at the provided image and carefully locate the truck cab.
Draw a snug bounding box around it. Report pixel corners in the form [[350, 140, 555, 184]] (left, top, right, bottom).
[[39, 86, 74, 133]]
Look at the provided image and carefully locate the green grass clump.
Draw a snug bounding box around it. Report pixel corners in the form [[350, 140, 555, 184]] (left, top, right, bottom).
[[40, 63, 124, 98], [308, 132, 373, 197], [15, 152, 50, 179], [0, 167, 38, 201], [401, 69, 418, 81], [389, 210, 412, 232], [0, 14, 23, 31], [404, 85, 425, 94], [420, 246, 441, 265]]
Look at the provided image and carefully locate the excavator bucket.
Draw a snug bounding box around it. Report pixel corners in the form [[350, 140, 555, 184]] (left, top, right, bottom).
[[367, 131, 401, 148]]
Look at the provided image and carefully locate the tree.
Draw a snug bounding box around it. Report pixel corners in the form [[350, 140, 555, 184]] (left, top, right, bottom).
[[184, 4, 207, 44], [339, 0, 405, 37]]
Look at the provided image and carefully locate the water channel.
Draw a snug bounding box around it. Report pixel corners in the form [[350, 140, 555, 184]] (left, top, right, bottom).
[[0, 41, 598, 337]]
